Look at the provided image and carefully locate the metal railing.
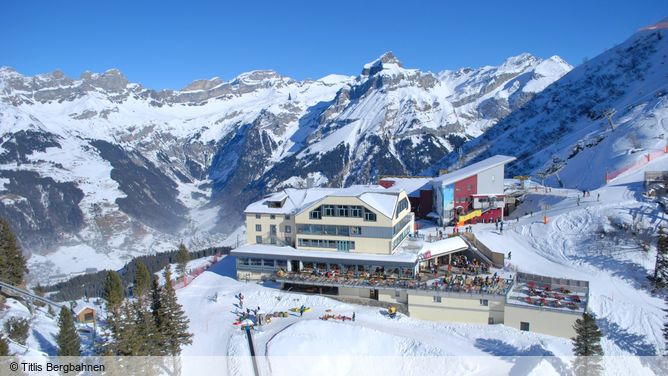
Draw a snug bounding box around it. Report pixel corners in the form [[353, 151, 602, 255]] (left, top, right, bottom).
[[273, 272, 513, 299]]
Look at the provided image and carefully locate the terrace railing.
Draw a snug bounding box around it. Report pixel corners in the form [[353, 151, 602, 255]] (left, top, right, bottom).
[[273, 271, 513, 300]]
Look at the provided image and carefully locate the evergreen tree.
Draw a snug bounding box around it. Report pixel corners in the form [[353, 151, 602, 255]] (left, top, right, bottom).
[[154, 268, 192, 355], [103, 271, 124, 309], [134, 261, 151, 304], [103, 270, 124, 335], [664, 295, 668, 355], [572, 312, 604, 375], [176, 243, 190, 280], [654, 227, 668, 288], [0, 218, 28, 286], [115, 301, 163, 356], [0, 335, 8, 356], [56, 307, 81, 356]]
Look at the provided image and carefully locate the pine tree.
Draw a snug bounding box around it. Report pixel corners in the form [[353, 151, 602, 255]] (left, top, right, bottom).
[[654, 227, 668, 288], [572, 312, 604, 375], [664, 295, 668, 355], [115, 301, 163, 356], [0, 335, 8, 356], [103, 271, 124, 309], [154, 268, 192, 355], [0, 218, 28, 286], [56, 307, 81, 356], [103, 270, 124, 335], [134, 261, 151, 305], [176, 243, 190, 280]]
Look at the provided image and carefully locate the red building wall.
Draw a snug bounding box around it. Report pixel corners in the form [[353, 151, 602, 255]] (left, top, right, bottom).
[[453, 174, 477, 213]]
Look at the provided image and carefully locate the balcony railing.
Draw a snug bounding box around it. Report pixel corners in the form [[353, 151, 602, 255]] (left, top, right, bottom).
[[273, 271, 513, 298]]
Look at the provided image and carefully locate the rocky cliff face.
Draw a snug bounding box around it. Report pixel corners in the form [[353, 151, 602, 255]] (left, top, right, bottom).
[[0, 52, 570, 279]]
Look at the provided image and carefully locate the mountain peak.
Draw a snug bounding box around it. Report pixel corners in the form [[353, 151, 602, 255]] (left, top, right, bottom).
[[362, 51, 403, 76]]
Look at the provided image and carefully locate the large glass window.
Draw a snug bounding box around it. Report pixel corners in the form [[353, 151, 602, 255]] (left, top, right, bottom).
[[270, 225, 277, 235], [364, 210, 377, 221], [255, 224, 262, 232], [350, 206, 362, 217], [285, 236, 292, 245], [285, 225, 292, 233], [395, 198, 409, 218], [324, 205, 335, 216], [351, 226, 362, 235], [310, 207, 322, 219], [338, 226, 349, 236], [336, 205, 347, 217], [256, 236, 262, 244]]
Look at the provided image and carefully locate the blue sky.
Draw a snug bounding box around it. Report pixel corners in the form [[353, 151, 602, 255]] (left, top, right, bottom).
[[1, 0, 665, 89]]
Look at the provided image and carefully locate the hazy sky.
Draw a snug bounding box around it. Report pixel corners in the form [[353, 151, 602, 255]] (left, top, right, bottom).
[[1, 0, 665, 89]]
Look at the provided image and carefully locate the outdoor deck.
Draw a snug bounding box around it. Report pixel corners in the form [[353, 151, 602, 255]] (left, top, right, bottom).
[[506, 272, 589, 313], [273, 270, 513, 300]]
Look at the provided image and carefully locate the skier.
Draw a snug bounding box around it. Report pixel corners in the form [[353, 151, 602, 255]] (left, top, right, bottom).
[[352, 312, 356, 322], [597, 193, 600, 201], [576, 197, 580, 206], [495, 221, 499, 230], [508, 251, 512, 260], [499, 221, 504, 233], [299, 305, 305, 317]]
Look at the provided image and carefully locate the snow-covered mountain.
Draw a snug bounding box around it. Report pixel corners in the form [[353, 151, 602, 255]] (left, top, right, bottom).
[[0, 52, 569, 280], [434, 26, 668, 189]]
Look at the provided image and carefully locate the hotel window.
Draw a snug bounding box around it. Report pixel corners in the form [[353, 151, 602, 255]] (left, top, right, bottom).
[[285, 225, 292, 233], [455, 187, 461, 192], [255, 213, 261, 219], [270, 214, 276, 219], [285, 214, 291, 220], [395, 290, 400, 297], [255, 224, 262, 232], [467, 184, 472, 191], [270, 225, 277, 235], [324, 205, 335, 216], [270, 236, 277, 245], [310, 207, 322, 220], [364, 210, 377, 222], [255, 236, 262, 244], [433, 296, 442, 303], [336, 205, 347, 217], [479, 299, 489, 306], [351, 226, 361, 235], [350, 206, 362, 217], [395, 198, 408, 218], [520, 322, 530, 331], [285, 236, 292, 245]]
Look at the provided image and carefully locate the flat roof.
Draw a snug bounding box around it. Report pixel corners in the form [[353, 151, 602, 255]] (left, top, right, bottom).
[[433, 155, 516, 186], [381, 177, 432, 197], [416, 236, 469, 260], [231, 244, 418, 267]]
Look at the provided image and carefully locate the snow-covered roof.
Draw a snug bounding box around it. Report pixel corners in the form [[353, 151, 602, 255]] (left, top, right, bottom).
[[75, 305, 96, 315], [381, 177, 432, 197], [433, 155, 517, 186], [417, 236, 468, 260], [231, 244, 418, 267], [244, 185, 404, 219]]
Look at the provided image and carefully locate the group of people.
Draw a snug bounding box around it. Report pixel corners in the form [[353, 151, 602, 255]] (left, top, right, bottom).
[[430, 272, 508, 294]]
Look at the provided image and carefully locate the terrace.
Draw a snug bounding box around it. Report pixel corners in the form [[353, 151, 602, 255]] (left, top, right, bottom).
[[506, 272, 589, 313], [273, 267, 513, 299]]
